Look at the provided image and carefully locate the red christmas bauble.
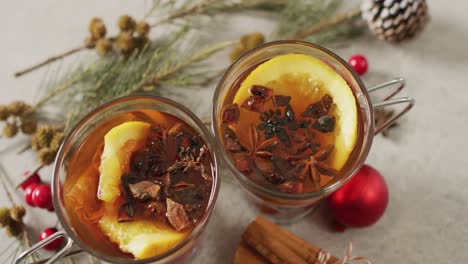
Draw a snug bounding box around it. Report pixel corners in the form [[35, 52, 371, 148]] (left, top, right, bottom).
[[38, 228, 62, 251], [348, 54, 368, 75], [327, 164, 388, 228], [24, 183, 39, 207], [32, 184, 53, 209], [20, 171, 41, 190]]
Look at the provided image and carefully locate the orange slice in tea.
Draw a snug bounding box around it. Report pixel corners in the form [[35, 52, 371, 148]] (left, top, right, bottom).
[[98, 121, 151, 203], [233, 54, 357, 170], [99, 214, 186, 259]]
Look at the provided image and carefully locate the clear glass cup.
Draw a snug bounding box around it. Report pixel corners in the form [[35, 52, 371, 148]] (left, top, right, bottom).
[[211, 40, 413, 223], [15, 96, 220, 264]]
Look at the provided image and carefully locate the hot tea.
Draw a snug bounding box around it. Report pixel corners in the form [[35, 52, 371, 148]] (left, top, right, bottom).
[[63, 109, 213, 259], [219, 53, 360, 194]]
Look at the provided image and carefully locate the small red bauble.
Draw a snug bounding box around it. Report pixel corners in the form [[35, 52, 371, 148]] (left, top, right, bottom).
[[31, 184, 53, 209], [38, 228, 62, 251], [24, 183, 39, 207], [348, 54, 368, 75], [20, 171, 41, 190], [327, 164, 388, 228]]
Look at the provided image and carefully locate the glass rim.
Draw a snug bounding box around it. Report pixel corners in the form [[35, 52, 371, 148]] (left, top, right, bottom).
[[211, 40, 374, 201], [52, 95, 220, 263]]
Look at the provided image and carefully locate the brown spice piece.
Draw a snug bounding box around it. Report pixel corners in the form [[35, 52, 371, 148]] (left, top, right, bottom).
[[221, 103, 240, 125], [172, 181, 195, 192], [222, 125, 245, 152], [312, 115, 335, 133], [147, 201, 167, 217], [168, 122, 184, 136], [129, 181, 161, 201], [290, 144, 337, 188], [279, 181, 304, 194], [166, 198, 191, 232], [272, 95, 291, 107], [241, 96, 265, 112], [250, 85, 272, 99]]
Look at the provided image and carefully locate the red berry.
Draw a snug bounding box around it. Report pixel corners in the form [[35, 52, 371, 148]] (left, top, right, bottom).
[[348, 54, 368, 75], [24, 183, 39, 207], [32, 184, 53, 209], [38, 228, 62, 251], [20, 171, 41, 190]]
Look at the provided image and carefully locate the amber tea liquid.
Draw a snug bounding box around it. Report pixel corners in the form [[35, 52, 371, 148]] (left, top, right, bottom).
[[219, 61, 363, 194], [63, 109, 214, 258]]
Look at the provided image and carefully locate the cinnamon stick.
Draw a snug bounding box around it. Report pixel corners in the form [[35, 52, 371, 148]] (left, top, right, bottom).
[[241, 216, 340, 264], [234, 241, 268, 264]]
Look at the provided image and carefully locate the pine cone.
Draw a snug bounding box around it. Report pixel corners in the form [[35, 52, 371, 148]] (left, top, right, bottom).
[[116, 32, 136, 55], [361, 0, 429, 42]]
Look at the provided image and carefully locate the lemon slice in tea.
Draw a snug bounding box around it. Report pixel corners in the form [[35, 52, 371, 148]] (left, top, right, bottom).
[[233, 53, 357, 170]]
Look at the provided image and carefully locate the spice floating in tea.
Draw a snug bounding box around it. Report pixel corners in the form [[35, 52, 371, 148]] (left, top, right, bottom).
[[220, 53, 359, 194], [63, 111, 213, 259]]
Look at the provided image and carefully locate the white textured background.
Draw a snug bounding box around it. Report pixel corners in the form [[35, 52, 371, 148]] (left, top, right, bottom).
[[1, 0, 467, 263]]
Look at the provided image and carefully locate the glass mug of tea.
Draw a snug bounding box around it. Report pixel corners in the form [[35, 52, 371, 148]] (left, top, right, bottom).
[[211, 40, 414, 222], [15, 96, 220, 263]]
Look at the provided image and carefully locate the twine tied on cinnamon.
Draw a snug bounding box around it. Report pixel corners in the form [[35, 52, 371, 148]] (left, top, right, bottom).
[[315, 242, 371, 264], [234, 216, 372, 264]]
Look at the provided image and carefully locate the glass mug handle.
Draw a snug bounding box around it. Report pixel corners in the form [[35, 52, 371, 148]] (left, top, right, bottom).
[[367, 78, 415, 135], [14, 230, 74, 264]]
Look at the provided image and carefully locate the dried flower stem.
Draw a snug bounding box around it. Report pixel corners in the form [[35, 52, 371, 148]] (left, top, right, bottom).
[[0, 171, 15, 205], [14, 46, 85, 78], [286, 8, 362, 40]]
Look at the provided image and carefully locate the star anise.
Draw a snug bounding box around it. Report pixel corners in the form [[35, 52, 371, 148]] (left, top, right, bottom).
[[240, 124, 278, 174], [289, 144, 337, 188], [290, 127, 320, 156]]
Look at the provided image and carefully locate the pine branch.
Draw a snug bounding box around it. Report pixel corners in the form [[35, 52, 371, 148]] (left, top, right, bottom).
[[287, 8, 362, 40], [13, 46, 85, 78]]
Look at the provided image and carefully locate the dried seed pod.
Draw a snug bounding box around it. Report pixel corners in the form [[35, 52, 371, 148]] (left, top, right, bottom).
[[84, 35, 97, 49], [229, 45, 246, 62], [49, 132, 65, 151], [9, 206, 25, 222], [116, 32, 136, 54], [89, 17, 107, 39], [3, 122, 18, 138], [34, 125, 56, 148], [136, 21, 150, 36], [8, 101, 31, 116], [0, 104, 10, 121], [135, 35, 150, 50], [96, 38, 113, 56], [38, 148, 57, 165], [5, 220, 23, 237], [118, 14, 136, 31], [20, 117, 38, 134], [0, 207, 11, 227], [240, 32, 265, 50]]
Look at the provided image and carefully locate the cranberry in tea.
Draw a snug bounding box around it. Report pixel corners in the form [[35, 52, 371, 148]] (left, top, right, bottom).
[[219, 54, 360, 194], [64, 110, 213, 259]]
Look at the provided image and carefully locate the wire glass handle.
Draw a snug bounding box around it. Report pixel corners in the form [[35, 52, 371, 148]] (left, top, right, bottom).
[[14, 230, 74, 264], [367, 78, 415, 135]]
